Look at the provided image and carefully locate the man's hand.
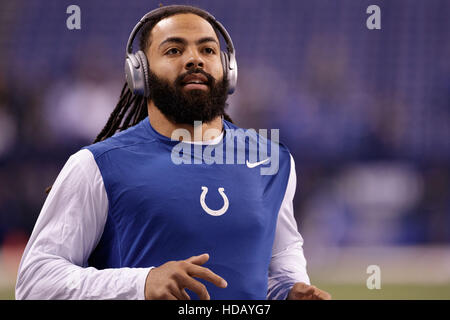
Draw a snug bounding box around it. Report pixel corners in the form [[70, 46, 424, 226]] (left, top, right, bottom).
[[287, 282, 332, 300], [144, 253, 227, 300]]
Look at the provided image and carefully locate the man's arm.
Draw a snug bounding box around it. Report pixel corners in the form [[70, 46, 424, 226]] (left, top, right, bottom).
[[267, 154, 310, 300], [15, 149, 151, 299], [267, 154, 331, 300]]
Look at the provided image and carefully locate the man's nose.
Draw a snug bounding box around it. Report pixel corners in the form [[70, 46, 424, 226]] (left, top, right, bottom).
[[185, 50, 204, 70]]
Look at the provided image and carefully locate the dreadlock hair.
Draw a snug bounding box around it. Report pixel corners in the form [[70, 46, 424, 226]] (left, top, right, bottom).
[[45, 5, 234, 195]]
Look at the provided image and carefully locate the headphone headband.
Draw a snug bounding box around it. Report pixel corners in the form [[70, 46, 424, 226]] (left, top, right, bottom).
[[125, 5, 236, 71]]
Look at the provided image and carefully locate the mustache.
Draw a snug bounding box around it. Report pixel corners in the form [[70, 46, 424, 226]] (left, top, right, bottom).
[[175, 68, 215, 87]]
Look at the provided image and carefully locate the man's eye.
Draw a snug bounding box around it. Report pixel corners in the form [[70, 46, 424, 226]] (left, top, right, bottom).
[[204, 47, 215, 54], [166, 48, 181, 55]]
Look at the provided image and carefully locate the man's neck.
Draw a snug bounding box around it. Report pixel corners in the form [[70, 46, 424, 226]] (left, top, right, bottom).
[[147, 101, 224, 142]]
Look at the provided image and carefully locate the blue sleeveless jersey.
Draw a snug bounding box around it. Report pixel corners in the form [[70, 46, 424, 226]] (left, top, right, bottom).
[[83, 117, 291, 299]]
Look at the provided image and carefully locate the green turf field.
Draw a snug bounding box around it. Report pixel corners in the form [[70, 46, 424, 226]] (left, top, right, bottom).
[[2, 283, 450, 300], [0, 288, 14, 300], [314, 283, 450, 300]]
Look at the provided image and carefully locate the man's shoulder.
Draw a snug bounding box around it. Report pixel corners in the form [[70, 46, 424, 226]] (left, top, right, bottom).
[[82, 120, 156, 160]]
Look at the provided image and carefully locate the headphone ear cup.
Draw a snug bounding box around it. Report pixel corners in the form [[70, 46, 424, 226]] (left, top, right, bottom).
[[124, 52, 148, 97], [125, 54, 140, 95], [220, 51, 229, 82], [221, 51, 237, 94], [136, 51, 150, 97]]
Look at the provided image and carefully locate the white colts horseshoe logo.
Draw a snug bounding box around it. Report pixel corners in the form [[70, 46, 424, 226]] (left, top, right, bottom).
[[200, 186, 229, 216]]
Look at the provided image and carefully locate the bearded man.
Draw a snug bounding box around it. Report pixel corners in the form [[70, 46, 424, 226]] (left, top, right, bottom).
[[16, 5, 330, 301]]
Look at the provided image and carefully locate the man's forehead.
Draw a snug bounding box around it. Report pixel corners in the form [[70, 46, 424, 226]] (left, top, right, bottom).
[[151, 13, 219, 45]]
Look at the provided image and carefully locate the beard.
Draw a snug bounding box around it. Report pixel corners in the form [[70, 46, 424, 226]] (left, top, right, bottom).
[[147, 68, 229, 125]]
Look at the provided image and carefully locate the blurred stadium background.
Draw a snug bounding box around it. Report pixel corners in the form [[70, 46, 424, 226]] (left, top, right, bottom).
[[0, 0, 449, 299]]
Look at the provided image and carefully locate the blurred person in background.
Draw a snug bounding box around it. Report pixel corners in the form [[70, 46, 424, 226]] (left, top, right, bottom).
[[42, 41, 122, 147]]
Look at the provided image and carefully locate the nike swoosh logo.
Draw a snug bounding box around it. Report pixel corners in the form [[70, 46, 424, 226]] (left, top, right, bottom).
[[246, 158, 270, 168]]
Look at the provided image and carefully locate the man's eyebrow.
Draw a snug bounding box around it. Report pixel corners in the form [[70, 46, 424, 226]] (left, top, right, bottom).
[[158, 36, 219, 49], [158, 37, 187, 49], [196, 37, 219, 46]]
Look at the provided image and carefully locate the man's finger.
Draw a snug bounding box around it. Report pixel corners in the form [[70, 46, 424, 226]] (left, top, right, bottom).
[[172, 287, 191, 300], [180, 276, 210, 300], [169, 283, 191, 300], [291, 285, 315, 299], [185, 253, 210, 266], [180, 288, 191, 300], [187, 263, 228, 288], [299, 285, 315, 295], [164, 293, 178, 300], [314, 290, 332, 300]]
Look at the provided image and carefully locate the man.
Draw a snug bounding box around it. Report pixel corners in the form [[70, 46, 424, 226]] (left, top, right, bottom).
[[15, 5, 331, 300]]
